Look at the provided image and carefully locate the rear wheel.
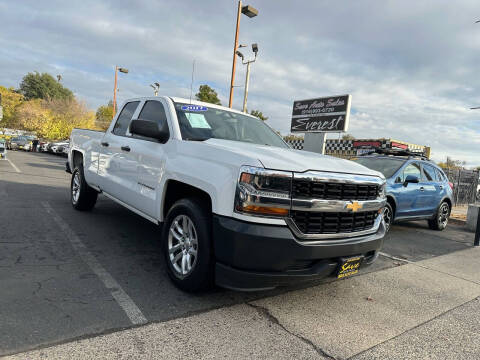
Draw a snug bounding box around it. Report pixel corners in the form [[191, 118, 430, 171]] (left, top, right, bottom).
[[71, 164, 98, 211], [162, 198, 213, 292], [428, 201, 450, 231]]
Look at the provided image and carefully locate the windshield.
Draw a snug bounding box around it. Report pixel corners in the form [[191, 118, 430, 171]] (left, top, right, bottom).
[[353, 157, 406, 178], [174, 103, 288, 148]]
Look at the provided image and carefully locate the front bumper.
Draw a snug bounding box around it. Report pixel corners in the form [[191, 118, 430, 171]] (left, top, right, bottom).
[[213, 215, 385, 291]]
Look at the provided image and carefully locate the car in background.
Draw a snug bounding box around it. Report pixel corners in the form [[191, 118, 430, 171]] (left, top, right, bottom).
[[9, 136, 29, 150], [50, 141, 69, 155], [0, 139, 6, 159], [353, 152, 453, 232]]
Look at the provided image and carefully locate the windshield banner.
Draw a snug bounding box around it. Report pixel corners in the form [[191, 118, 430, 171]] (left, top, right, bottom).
[[290, 94, 351, 133]]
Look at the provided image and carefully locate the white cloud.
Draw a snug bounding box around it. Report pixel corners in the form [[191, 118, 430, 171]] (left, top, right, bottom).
[[0, 0, 479, 166]]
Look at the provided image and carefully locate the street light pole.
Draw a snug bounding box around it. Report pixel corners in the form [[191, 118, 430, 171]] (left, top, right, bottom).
[[113, 66, 119, 118], [237, 43, 258, 113], [242, 60, 251, 113], [228, 2, 258, 109], [229, 0, 242, 108], [112, 66, 129, 119]]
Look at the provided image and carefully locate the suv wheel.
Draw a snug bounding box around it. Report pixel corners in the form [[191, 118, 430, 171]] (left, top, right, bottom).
[[71, 164, 98, 211], [428, 201, 450, 231], [162, 198, 213, 292], [383, 202, 393, 233]]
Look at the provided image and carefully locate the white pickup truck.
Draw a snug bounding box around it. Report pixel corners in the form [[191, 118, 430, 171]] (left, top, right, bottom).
[[68, 96, 387, 291]]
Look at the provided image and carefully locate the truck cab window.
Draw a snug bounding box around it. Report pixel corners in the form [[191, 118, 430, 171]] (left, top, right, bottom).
[[138, 100, 168, 126], [113, 101, 140, 136]]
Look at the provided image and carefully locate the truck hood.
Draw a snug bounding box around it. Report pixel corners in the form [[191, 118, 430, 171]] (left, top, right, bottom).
[[203, 139, 383, 178]]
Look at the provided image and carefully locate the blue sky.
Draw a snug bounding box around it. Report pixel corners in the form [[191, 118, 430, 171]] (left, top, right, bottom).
[[0, 0, 479, 166]]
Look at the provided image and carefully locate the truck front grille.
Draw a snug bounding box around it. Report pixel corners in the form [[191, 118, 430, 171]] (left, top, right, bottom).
[[292, 180, 379, 201], [291, 210, 377, 235]]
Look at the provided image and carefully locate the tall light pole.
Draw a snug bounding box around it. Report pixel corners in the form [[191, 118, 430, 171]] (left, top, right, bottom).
[[150, 82, 160, 96], [236, 43, 259, 113], [228, 1, 258, 108], [112, 66, 129, 119]]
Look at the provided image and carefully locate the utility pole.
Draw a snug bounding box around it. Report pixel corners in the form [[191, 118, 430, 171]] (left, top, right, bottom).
[[228, 1, 258, 108], [112, 66, 129, 119], [243, 61, 251, 113], [236, 43, 258, 113]]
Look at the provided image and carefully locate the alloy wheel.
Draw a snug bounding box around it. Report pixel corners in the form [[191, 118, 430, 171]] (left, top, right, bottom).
[[438, 203, 449, 227], [383, 206, 392, 231], [168, 215, 198, 278], [72, 172, 81, 204]]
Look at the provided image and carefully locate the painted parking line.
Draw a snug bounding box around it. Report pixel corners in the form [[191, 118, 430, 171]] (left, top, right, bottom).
[[6, 158, 21, 173], [42, 201, 148, 326]]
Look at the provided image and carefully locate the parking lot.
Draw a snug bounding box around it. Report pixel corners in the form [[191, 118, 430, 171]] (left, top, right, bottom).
[[0, 150, 476, 357]]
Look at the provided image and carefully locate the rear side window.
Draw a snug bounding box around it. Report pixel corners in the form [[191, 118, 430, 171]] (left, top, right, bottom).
[[422, 164, 438, 182], [113, 101, 140, 136], [435, 168, 446, 182]]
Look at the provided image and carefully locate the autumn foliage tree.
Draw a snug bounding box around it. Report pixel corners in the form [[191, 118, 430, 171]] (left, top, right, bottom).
[[0, 86, 23, 127], [13, 98, 96, 139], [95, 100, 114, 130]]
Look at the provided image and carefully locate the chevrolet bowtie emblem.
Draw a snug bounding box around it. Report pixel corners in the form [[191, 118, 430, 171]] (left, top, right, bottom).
[[346, 201, 363, 212]]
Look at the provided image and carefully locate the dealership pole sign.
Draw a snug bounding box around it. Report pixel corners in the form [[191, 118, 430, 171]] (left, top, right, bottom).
[[290, 94, 351, 133]]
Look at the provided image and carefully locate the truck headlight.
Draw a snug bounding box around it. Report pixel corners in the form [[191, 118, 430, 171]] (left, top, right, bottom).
[[379, 183, 386, 198], [234, 166, 292, 217]]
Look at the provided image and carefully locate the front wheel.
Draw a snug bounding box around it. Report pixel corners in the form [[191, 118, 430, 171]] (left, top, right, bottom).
[[428, 201, 450, 231], [383, 202, 393, 233], [162, 198, 213, 292], [71, 164, 98, 211]]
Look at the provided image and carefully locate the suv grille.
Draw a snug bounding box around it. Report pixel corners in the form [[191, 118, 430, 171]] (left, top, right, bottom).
[[291, 210, 377, 235], [292, 180, 379, 200]]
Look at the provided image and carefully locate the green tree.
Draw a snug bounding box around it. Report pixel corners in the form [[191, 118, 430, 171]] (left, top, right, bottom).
[[195, 85, 221, 105], [19, 72, 74, 101], [95, 100, 114, 130], [250, 110, 268, 121], [0, 86, 24, 127]]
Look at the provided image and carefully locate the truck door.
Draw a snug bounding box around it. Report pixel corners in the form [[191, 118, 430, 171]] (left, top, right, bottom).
[[128, 99, 171, 218], [97, 101, 140, 204]]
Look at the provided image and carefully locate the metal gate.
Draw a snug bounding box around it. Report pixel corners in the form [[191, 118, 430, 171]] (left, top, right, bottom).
[[444, 169, 479, 205]]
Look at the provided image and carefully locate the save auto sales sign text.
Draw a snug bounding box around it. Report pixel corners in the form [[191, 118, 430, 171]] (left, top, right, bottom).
[[290, 94, 351, 133]]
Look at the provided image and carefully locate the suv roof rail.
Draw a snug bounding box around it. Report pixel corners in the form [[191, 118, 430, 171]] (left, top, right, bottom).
[[359, 148, 430, 161]]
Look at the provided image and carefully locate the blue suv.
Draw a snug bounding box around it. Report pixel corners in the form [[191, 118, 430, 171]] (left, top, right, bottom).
[[353, 155, 453, 232]]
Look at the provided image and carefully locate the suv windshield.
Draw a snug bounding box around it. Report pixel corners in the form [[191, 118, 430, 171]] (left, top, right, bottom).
[[174, 102, 288, 148], [353, 157, 406, 178]]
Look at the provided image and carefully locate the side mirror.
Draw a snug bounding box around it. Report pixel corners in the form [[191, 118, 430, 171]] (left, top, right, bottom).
[[130, 119, 169, 143], [404, 175, 419, 186]]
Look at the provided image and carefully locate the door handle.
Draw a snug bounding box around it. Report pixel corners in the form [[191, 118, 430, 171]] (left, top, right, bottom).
[[101, 142, 109, 147], [121, 145, 131, 152], [419, 186, 425, 192]]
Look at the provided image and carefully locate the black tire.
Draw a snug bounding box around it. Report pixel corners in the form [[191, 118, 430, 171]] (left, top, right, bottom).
[[71, 164, 98, 211], [162, 198, 213, 292], [428, 201, 450, 231], [383, 202, 394, 233]]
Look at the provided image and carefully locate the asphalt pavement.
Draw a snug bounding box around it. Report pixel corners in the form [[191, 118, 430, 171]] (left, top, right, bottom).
[[0, 151, 475, 357]]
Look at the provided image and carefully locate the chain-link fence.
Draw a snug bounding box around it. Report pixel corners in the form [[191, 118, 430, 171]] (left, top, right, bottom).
[[444, 169, 479, 205]]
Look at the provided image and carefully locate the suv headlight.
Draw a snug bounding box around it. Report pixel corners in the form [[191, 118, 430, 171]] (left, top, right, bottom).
[[234, 166, 292, 217]]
